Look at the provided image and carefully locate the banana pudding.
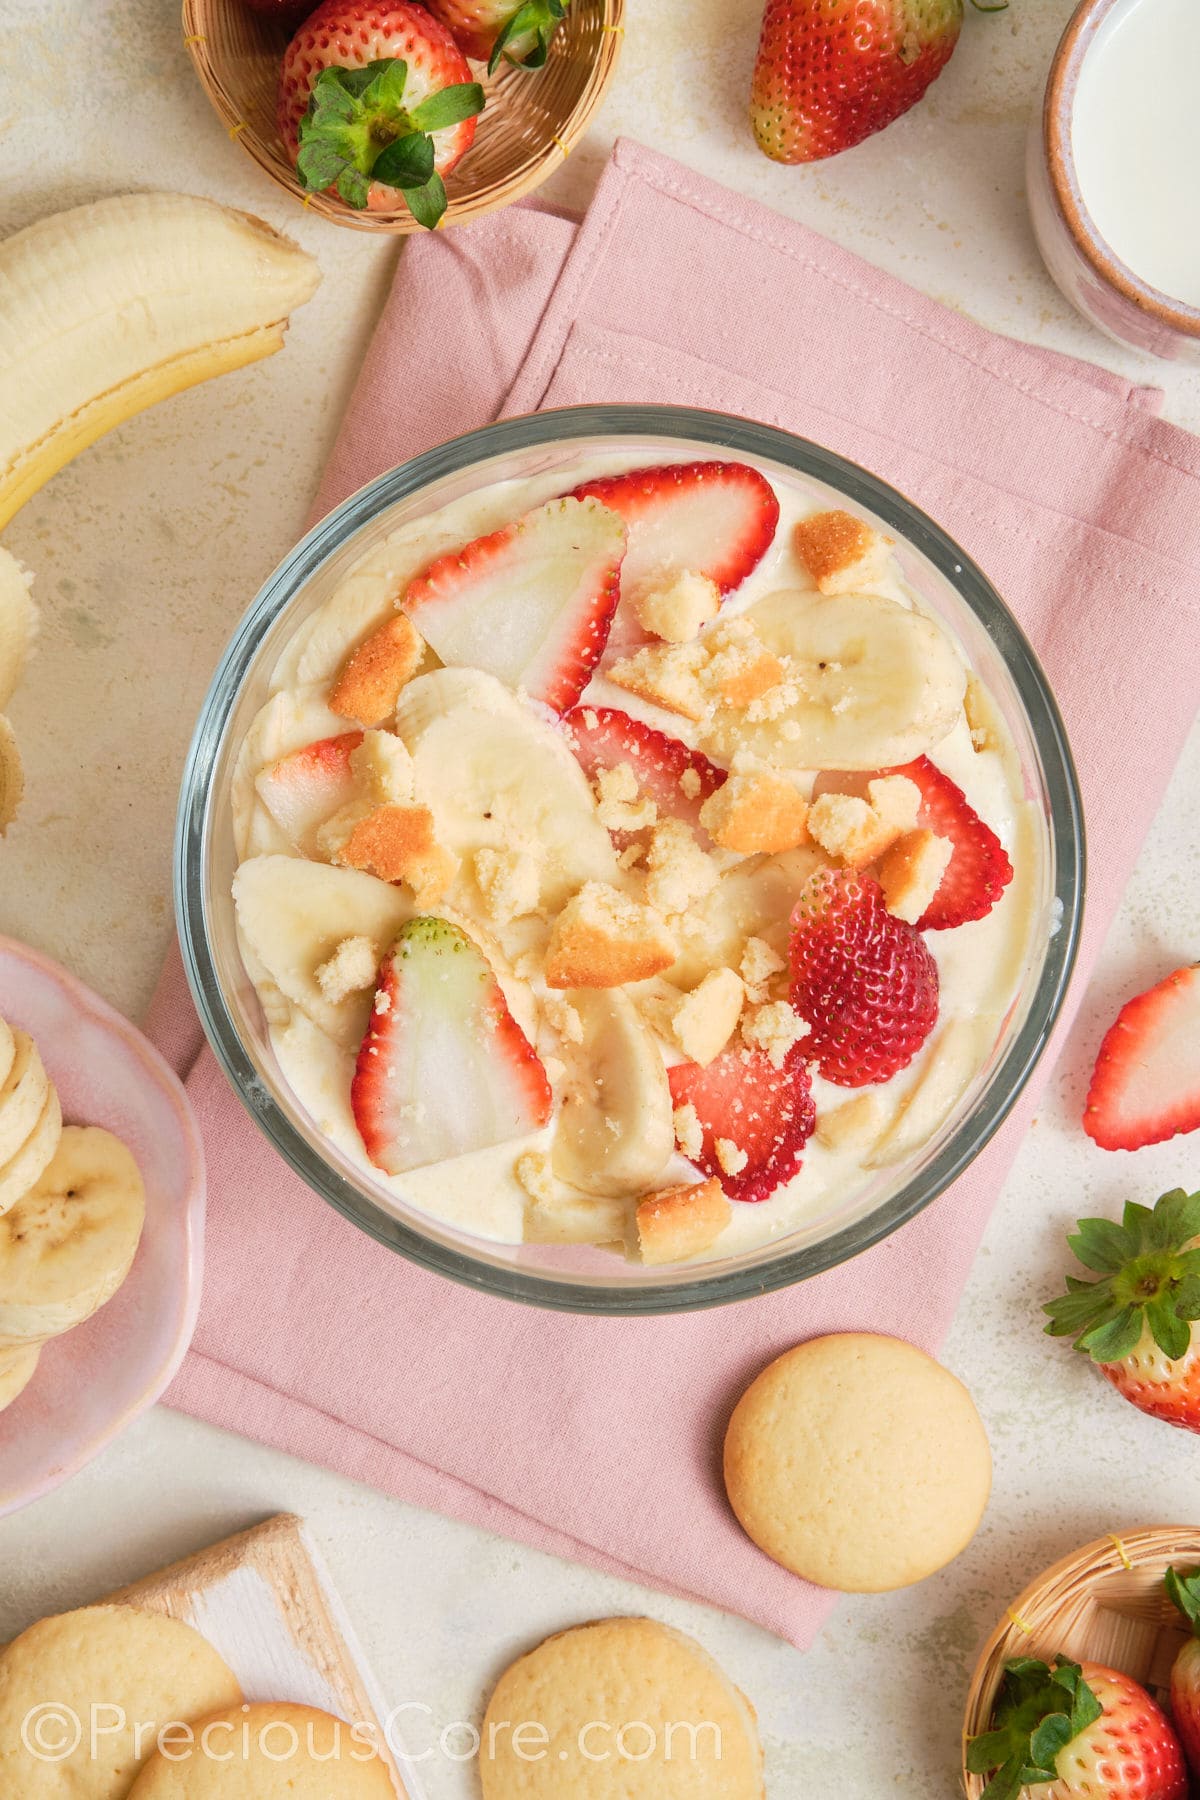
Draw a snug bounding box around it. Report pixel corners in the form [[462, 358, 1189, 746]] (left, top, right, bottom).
[[229, 451, 1039, 1267]]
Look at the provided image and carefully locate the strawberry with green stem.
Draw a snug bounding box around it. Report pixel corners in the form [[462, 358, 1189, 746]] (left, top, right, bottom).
[[1163, 1567, 1200, 1779], [425, 0, 572, 71], [1044, 1189, 1200, 1433], [966, 1655, 1186, 1800], [279, 3, 484, 226]]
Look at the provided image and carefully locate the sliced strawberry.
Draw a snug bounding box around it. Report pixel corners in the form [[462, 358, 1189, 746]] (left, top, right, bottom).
[[352, 917, 551, 1176], [562, 705, 726, 838], [893, 756, 1012, 929], [813, 755, 1013, 930], [789, 868, 939, 1087], [569, 461, 779, 651], [255, 730, 363, 852], [667, 1043, 815, 1204], [403, 496, 625, 714], [1083, 965, 1200, 1152]]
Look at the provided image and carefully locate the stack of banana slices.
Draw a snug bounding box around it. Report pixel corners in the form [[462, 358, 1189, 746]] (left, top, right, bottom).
[[0, 1015, 146, 1414]]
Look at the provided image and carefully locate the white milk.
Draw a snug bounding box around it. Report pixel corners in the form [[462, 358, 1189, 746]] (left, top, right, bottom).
[[1071, 0, 1200, 307]]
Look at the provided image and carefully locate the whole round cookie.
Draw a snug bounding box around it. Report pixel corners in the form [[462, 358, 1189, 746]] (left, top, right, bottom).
[[126, 1702, 395, 1796], [480, 1617, 763, 1798], [0, 1605, 242, 1799], [724, 1332, 991, 1592]]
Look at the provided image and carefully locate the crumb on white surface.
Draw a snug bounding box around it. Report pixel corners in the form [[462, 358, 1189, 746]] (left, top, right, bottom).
[[315, 935, 378, 1005]]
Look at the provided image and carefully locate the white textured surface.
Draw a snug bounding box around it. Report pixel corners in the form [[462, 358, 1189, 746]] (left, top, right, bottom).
[[2, 1, 1200, 1794]]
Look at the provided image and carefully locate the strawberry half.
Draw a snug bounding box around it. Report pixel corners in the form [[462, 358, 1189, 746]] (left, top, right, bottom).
[[1084, 966, 1200, 1152], [789, 868, 939, 1087], [750, 0, 966, 167], [569, 461, 779, 651], [255, 730, 363, 852], [668, 1043, 815, 1204], [403, 496, 626, 714], [1044, 1188, 1200, 1434], [352, 917, 552, 1176], [280, 4, 484, 225], [1165, 1569, 1200, 1781], [562, 705, 726, 838], [967, 1656, 1186, 1800]]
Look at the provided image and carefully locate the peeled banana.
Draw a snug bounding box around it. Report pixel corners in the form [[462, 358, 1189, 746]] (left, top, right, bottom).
[[0, 192, 320, 531]]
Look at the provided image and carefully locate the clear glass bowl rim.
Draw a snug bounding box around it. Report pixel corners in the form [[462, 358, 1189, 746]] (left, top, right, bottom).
[[175, 404, 1085, 1315]]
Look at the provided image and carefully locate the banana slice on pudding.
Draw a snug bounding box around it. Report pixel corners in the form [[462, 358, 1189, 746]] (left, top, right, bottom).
[[0, 1086, 62, 1215], [396, 668, 618, 911], [552, 989, 674, 1197], [701, 587, 965, 770], [0, 1126, 145, 1346], [233, 855, 411, 1048]]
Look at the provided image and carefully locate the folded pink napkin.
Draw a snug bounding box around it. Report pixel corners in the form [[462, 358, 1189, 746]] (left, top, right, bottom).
[[149, 141, 1200, 1650]]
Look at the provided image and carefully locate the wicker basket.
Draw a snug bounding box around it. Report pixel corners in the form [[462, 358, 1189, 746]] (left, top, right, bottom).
[[181, 0, 624, 232], [963, 1527, 1200, 1796]]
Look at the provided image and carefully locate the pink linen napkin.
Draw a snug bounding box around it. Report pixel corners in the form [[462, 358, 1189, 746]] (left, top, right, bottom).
[[148, 140, 1200, 1651]]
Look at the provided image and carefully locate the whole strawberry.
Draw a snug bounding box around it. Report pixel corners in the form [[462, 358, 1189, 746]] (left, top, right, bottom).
[[1164, 1567, 1200, 1778], [789, 867, 939, 1086], [424, 0, 570, 71], [1044, 1189, 1200, 1432], [750, 0, 964, 165], [279, 3, 484, 225], [966, 1656, 1187, 1800]]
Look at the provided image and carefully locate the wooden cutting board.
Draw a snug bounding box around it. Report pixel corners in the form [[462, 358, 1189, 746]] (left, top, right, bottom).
[[99, 1512, 418, 1797]]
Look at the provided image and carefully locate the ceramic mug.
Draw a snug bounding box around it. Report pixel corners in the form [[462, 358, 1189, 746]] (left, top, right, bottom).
[[1028, 0, 1200, 362]]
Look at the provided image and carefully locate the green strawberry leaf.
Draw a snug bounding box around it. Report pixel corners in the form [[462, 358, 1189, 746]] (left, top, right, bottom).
[[403, 170, 448, 230], [489, 0, 569, 73], [1046, 1190, 1200, 1364], [357, 57, 408, 111], [373, 130, 436, 188], [1166, 1566, 1200, 1634], [1079, 1304, 1143, 1364], [1146, 1295, 1192, 1360], [1067, 1217, 1134, 1274], [295, 141, 349, 191], [408, 80, 485, 133], [335, 165, 371, 209], [968, 1659, 1100, 1800]]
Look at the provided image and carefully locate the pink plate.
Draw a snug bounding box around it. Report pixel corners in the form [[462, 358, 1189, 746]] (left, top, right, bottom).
[[0, 937, 205, 1516]]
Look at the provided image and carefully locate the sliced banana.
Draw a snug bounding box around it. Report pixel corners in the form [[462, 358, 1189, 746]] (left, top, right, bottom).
[[866, 1016, 997, 1169], [0, 713, 23, 834], [701, 588, 965, 771], [0, 1125, 145, 1345], [0, 1017, 13, 1090], [396, 668, 618, 912], [0, 1030, 49, 1167], [0, 1085, 62, 1215], [0, 1342, 39, 1412], [233, 854, 411, 1047], [667, 845, 827, 986], [0, 548, 36, 708], [551, 989, 674, 1197]]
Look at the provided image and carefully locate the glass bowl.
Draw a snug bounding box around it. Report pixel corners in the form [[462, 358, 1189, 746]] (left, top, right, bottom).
[[175, 405, 1084, 1314]]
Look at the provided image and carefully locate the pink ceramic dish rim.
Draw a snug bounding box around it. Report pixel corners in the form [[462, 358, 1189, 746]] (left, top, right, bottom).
[[1044, 0, 1200, 340], [0, 936, 206, 1517]]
